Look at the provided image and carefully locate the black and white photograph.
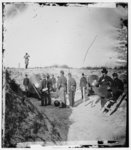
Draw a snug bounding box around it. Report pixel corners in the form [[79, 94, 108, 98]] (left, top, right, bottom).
[[1, 1, 129, 148]]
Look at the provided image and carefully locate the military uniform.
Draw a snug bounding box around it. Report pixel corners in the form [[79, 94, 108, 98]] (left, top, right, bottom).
[[80, 76, 87, 99], [23, 77, 29, 96], [47, 77, 52, 105], [51, 76, 56, 91], [98, 75, 113, 88], [112, 77, 124, 101], [24, 53, 30, 69], [68, 77, 76, 107], [41, 79, 48, 106], [57, 77, 60, 89], [58, 75, 67, 106], [102, 74, 124, 112], [96, 68, 113, 109]]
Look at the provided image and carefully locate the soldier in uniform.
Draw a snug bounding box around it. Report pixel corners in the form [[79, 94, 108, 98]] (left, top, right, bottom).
[[102, 72, 124, 113], [23, 74, 29, 96], [112, 73, 124, 101], [97, 68, 113, 88], [58, 70, 67, 108], [24, 53, 30, 69], [41, 74, 48, 106], [80, 73, 87, 100], [96, 68, 113, 108], [51, 74, 56, 92], [46, 74, 52, 105], [57, 76, 60, 89], [68, 73, 76, 107]]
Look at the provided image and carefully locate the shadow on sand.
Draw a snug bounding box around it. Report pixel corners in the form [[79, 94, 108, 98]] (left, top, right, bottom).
[[74, 99, 83, 107], [74, 96, 91, 107]]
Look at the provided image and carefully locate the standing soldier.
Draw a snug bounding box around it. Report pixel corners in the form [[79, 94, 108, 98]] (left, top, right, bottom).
[[23, 74, 30, 96], [80, 73, 87, 100], [41, 74, 48, 106], [58, 70, 67, 108], [46, 74, 52, 105], [57, 76, 60, 89], [112, 73, 124, 101], [97, 68, 113, 88], [96, 68, 113, 109], [51, 74, 56, 92], [68, 73, 76, 107], [24, 53, 30, 69]]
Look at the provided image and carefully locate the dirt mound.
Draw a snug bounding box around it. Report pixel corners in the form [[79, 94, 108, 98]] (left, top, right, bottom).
[[3, 70, 62, 147]]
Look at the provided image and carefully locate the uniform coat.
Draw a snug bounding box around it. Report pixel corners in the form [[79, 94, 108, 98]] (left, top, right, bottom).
[[98, 75, 113, 87], [68, 77, 76, 107], [51, 77, 56, 91], [112, 78, 124, 101], [80, 76, 87, 99], [47, 78, 52, 105], [23, 77, 29, 91], [24, 54, 30, 69], [41, 79, 48, 106], [58, 75, 67, 104]]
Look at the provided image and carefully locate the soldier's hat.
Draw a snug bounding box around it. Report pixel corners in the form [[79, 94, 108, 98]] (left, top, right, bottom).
[[112, 73, 118, 77], [101, 68, 108, 74]]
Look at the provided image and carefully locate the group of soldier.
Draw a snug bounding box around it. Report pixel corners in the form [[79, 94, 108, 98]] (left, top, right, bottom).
[[23, 67, 125, 109], [86, 68, 125, 111], [41, 70, 77, 108], [23, 70, 77, 108], [96, 68, 124, 102]]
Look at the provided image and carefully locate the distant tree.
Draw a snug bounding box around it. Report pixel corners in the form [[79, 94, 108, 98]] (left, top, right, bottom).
[[114, 4, 128, 66]]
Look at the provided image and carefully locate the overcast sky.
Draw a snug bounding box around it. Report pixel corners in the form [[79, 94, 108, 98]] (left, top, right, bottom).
[[3, 3, 127, 68]]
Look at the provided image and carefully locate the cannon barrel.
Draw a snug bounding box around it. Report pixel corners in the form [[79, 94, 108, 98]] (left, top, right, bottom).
[[87, 74, 112, 98], [28, 74, 42, 98], [87, 74, 99, 87]]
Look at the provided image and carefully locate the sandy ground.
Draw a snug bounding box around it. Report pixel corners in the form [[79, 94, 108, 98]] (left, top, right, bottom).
[[68, 95, 126, 144], [8, 68, 127, 146], [28, 88, 127, 146]]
